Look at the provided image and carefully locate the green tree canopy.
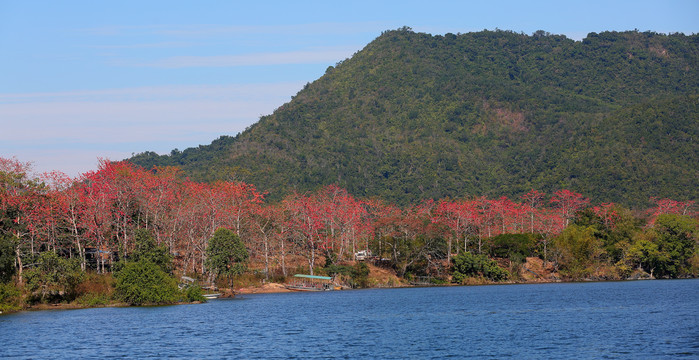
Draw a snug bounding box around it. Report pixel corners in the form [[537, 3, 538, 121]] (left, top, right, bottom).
[[552, 225, 603, 279], [130, 228, 172, 274], [114, 260, 179, 306], [205, 228, 249, 288], [113, 229, 180, 305], [0, 234, 16, 284], [24, 251, 84, 303], [651, 214, 698, 278], [451, 252, 509, 282]]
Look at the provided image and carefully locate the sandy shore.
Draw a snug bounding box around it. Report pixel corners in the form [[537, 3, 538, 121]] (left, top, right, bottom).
[[236, 282, 293, 294]]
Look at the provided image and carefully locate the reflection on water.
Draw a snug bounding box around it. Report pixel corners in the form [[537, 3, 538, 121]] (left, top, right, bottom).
[[1, 279, 697, 359]]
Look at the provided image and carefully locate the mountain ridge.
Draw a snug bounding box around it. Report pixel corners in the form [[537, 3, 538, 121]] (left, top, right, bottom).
[[129, 28, 699, 207]]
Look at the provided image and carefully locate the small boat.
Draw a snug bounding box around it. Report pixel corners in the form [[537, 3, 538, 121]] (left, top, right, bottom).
[[286, 274, 338, 291], [179, 276, 221, 299], [202, 293, 222, 299]]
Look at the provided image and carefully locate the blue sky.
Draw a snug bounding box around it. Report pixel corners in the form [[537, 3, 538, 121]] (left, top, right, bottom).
[[1, 0, 697, 177]]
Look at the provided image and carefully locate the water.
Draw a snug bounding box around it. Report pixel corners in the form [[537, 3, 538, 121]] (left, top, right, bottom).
[[1, 280, 697, 359]]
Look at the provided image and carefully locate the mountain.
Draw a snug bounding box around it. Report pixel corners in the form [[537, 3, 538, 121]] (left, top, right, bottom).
[[129, 28, 699, 207]]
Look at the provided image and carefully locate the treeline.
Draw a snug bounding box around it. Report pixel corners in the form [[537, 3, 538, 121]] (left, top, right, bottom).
[[1, 157, 697, 309]]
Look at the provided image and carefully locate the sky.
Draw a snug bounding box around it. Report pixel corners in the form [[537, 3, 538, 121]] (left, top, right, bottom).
[[1, 0, 697, 177]]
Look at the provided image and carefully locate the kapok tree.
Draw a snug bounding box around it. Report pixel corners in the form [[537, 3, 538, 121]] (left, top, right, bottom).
[[0, 157, 43, 284], [521, 189, 546, 233], [284, 192, 328, 275], [550, 190, 590, 228]]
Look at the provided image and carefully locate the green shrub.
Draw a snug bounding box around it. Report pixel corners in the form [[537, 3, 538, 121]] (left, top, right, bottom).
[[325, 264, 353, 277], [552, 225, 601, 279], [184, 285, 206, 302], [131, 229, 173, 274], [0, 235, 16, 284], [24, 251, 84, 303], [350, 262, 370, 288], [76, 293, 110, 307], [114, 260, 179, 306], [488, 233, 538, 264], [0, 282, 21, 313], [452, 252, 509, 283]]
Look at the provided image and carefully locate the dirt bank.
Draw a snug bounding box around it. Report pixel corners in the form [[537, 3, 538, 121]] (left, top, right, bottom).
[[237, 282, 293, 294]]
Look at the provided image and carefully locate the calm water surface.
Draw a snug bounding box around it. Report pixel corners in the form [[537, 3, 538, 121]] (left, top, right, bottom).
[[1, 279, 697, 359]]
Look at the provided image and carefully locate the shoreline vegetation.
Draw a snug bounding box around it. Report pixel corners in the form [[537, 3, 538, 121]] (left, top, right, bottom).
[[1, 157, 697, 315], [3, 262, 671, 315]]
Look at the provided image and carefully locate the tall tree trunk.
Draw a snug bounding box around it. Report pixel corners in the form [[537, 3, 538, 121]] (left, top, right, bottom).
[[309, 244, 315, 275], [15, 245, 23, 286], [281, 238, 287, 277], [77, 240, 86, 271], [447, 238, 452, 262], [263, 236, 269, 281]]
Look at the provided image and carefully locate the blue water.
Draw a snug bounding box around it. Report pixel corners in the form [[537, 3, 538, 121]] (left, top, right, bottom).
[[1, 280, 697, 359]]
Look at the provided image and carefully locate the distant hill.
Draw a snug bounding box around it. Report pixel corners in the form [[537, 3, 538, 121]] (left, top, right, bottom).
[[129, 28, 699, 207]]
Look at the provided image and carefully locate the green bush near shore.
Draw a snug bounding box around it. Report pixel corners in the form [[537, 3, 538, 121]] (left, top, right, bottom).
[[184, 285, 207, 302], [452, 252, 509, 283], [0, 282, 21, 313], [114, 260, 179, 306]]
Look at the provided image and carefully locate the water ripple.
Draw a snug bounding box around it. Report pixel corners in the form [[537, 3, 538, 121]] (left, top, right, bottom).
[[1, 280, 698, 359]]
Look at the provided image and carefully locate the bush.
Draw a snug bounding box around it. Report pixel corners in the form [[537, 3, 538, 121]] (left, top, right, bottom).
[[323, 262, 370, 288], [24, 251, 84, 303], [0, 235, 16, 284], [552, 225, 601, 279], [452, 252, 509, 283], [114, 260, 179, 306], [184, 285, 207, 302], [131, 229, 173, 274], [350, 262, 370, 288], [488, 233, 538, 264], [76, 293, 110, 307], [325, 264, 353, 277], [0, 282, 21, 312], [76, 273, 114, 298]]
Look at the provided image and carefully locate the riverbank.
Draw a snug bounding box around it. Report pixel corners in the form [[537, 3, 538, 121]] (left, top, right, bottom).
[[237, 282, 292, 294], [2, 297, 206, 315], [1, 257, 658, 315], [2, 276, 662, 315]]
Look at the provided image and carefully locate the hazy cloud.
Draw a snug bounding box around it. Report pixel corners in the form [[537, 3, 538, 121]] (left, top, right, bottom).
[[0, 82, 305, 175], [128, 47, 359, 68], [82, 22, 383, 37]]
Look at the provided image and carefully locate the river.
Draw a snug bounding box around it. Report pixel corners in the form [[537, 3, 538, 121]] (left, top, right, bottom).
[[1, 279, 697, 359]]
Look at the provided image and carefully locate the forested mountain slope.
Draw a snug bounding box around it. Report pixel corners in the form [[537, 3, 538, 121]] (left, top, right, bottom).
[[130, 28, 699, 207]]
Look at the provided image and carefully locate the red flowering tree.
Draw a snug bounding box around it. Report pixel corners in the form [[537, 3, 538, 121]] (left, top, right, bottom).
[[647, 198, 696, 225], [284, 192, 329, 275], [522, 189, 546, 233], [550, 190, 590, 227]]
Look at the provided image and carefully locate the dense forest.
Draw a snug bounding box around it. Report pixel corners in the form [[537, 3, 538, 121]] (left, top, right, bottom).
[[130, 28, 699, 208], [1, 158, 697, 311]]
